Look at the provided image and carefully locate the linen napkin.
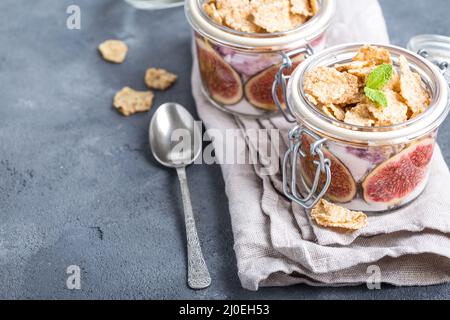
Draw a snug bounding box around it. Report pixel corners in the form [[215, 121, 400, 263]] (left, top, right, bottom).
[[191, 0, 450, 290]]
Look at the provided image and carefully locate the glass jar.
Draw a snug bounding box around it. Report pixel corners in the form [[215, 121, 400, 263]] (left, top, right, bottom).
[[273, 43, 450, 213], [185, 0, 336, 118]]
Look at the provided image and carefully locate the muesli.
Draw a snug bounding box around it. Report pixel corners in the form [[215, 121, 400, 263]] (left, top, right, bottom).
[[203, 0, 318, 33], [304, 45, 431, 126]]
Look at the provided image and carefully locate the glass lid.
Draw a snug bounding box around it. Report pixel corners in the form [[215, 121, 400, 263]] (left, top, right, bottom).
[[408, 34, 450, 85]]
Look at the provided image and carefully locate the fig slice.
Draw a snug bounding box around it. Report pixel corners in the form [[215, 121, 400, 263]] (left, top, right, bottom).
[[196, 38, 243, 106], [244, 55, 305, 110], [362, 139, 434, 205], [300, 135, 357, 203]]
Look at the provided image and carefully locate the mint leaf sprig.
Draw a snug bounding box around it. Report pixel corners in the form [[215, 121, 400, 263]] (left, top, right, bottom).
[[363, 64, 393, 108], [364, 87, 388, 108]]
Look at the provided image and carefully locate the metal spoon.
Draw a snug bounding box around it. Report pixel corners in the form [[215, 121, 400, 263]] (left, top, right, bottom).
[[149, 102, 211, 290]]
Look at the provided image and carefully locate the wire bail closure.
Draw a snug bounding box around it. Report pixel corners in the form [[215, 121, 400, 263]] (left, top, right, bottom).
[[282, 125, 332, 209], [272, 45, 314, 123], [272, 45, 331, 209]]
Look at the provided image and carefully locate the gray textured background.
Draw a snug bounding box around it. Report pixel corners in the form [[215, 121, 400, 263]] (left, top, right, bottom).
[[0, 0, 449, 299]]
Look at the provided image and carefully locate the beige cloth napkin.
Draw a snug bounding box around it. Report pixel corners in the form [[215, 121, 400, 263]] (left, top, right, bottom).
[[191, 0, 450, 290]]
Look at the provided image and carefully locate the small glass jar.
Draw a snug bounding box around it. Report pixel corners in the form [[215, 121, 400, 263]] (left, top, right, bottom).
[[185, 0, 335, 118], [273, 43, 449, 213]]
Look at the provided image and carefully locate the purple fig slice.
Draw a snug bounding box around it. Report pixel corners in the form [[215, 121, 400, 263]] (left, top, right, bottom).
[[300, 136, 357, 203], [196, 38, 243, 106], [362, 139, 434, 205], [244, 55, 305, 110]]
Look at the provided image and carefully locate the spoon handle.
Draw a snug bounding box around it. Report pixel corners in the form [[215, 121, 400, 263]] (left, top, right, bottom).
[[176, 167, 211, 290]]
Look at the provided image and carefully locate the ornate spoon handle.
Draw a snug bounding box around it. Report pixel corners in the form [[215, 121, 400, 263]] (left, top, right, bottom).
[[176, 167, 211, 289]]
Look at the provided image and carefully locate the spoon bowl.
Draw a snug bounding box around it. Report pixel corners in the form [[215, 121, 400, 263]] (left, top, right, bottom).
[[149, 102, 202, 168]]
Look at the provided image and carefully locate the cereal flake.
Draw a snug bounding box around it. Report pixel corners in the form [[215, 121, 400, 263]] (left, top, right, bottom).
[[320, 104, 336, 120], [344, 104, 376, 127], [353, 45, 392, 65], [347, 66, 377, 87], [309, 0, 319, 15], [226, 8, 262, 33], [290, 0, 313, 17], [98, 40, 128, 64], [322, 104, 346, 121], [399, 55, 430, 116], [202, 2, 223, 25], [215, 0, 263, 33], [366, 89, 408, 126], [304, 67, 362, 105], [113, 87, 154, 117], [335, 61, 370, 72], [145, 68, 178, 90], [387, 69, 401, 92], [305, 93, 318, 105], [203, 0, 315, 33], [251, 0, 292, 33], [304, 45, 431, 127], [289, 13, 308, 28], [311, 199, 368, 231]]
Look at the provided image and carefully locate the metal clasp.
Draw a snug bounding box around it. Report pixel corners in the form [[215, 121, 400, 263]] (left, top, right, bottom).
[[282, 125, 331, 209], [272, 45, 314, 123]]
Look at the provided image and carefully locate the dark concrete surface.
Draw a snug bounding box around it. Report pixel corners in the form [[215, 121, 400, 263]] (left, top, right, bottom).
[[0, 0, 448, 299]]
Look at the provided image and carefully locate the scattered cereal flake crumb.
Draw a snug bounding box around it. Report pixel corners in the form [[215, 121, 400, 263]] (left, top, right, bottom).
[[353, 45, 392, 65], [113, 87, 154, 117], [203, 2, 223, 25], [344, 104, 376, 127], [366, 89, 408, 126], [304, 67, 362, 105], [251, 0, 293, 33], [398, 55, 430, 116], [145, 68, 178, 90], [290, 0, 313, 17], [311, 199, 368, 231], [98, 40, 128, 64]]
